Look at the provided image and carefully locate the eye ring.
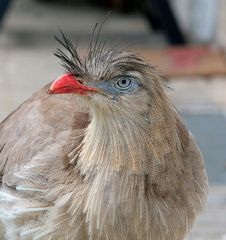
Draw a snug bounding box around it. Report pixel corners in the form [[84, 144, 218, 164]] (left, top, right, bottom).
[[115, 78, 132, 90]]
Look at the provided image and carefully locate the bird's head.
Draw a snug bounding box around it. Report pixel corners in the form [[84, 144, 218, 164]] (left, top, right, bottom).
[[49, 31, 171, 125], [48, 31, 185, 174]]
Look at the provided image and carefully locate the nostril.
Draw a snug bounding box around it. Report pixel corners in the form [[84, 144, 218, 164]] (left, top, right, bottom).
[[77, 79, 83, 84]]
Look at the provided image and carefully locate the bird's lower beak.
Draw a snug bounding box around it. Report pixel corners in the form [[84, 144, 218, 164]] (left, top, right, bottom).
[[48, 74, 97, 95]]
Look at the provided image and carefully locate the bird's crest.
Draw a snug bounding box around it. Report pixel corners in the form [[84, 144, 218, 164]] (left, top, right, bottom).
[[54, 14, 114, 78]]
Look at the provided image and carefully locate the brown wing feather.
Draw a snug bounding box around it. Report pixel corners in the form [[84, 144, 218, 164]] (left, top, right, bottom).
[[0, 83, 89, 187]]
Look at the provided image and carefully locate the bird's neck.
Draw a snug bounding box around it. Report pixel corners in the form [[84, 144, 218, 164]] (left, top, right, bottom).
[[75, 107, 185, 235], [77, 108, 183, 178]]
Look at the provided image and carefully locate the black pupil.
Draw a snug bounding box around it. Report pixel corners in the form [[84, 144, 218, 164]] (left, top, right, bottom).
[[121, 79, 127, 85]]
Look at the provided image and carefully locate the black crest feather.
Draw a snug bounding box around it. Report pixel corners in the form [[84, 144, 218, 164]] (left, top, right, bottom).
[[54, 29, 86, 77], [54, 13, 111, 77]]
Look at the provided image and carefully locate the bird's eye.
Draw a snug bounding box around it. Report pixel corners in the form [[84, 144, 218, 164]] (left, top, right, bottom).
[[115, 78, 132, 90]]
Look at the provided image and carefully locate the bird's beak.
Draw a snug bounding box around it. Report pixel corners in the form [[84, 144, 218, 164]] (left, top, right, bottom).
[[48, 74, 97, 95]]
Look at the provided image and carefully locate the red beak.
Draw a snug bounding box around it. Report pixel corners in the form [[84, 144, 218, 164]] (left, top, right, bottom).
[[48, 74, 97, 95]]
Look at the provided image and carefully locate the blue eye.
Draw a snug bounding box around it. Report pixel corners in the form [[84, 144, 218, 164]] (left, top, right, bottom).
[[95, 75, 139, 95], [115, 78, 132, 90]]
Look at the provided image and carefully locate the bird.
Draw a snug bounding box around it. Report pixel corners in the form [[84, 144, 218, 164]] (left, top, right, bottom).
[[0, 28, 208, 240]]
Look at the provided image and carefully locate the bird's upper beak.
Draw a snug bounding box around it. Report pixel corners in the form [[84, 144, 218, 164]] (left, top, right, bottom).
[[48, 74, 97, 95]]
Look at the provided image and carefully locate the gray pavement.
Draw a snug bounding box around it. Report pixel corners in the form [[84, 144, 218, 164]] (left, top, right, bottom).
[[0, 0, 226, 239], [183, 113, 226, 185]]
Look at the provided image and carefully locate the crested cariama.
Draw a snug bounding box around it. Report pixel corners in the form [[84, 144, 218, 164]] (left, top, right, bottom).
[[0, 29, 208, 240]]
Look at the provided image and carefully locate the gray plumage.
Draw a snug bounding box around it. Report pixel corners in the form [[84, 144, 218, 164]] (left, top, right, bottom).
[[0, 30, 208, 240]]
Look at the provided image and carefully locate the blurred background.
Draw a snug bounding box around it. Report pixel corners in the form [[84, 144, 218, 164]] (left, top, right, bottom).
[[0, 0, 226, 239]]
